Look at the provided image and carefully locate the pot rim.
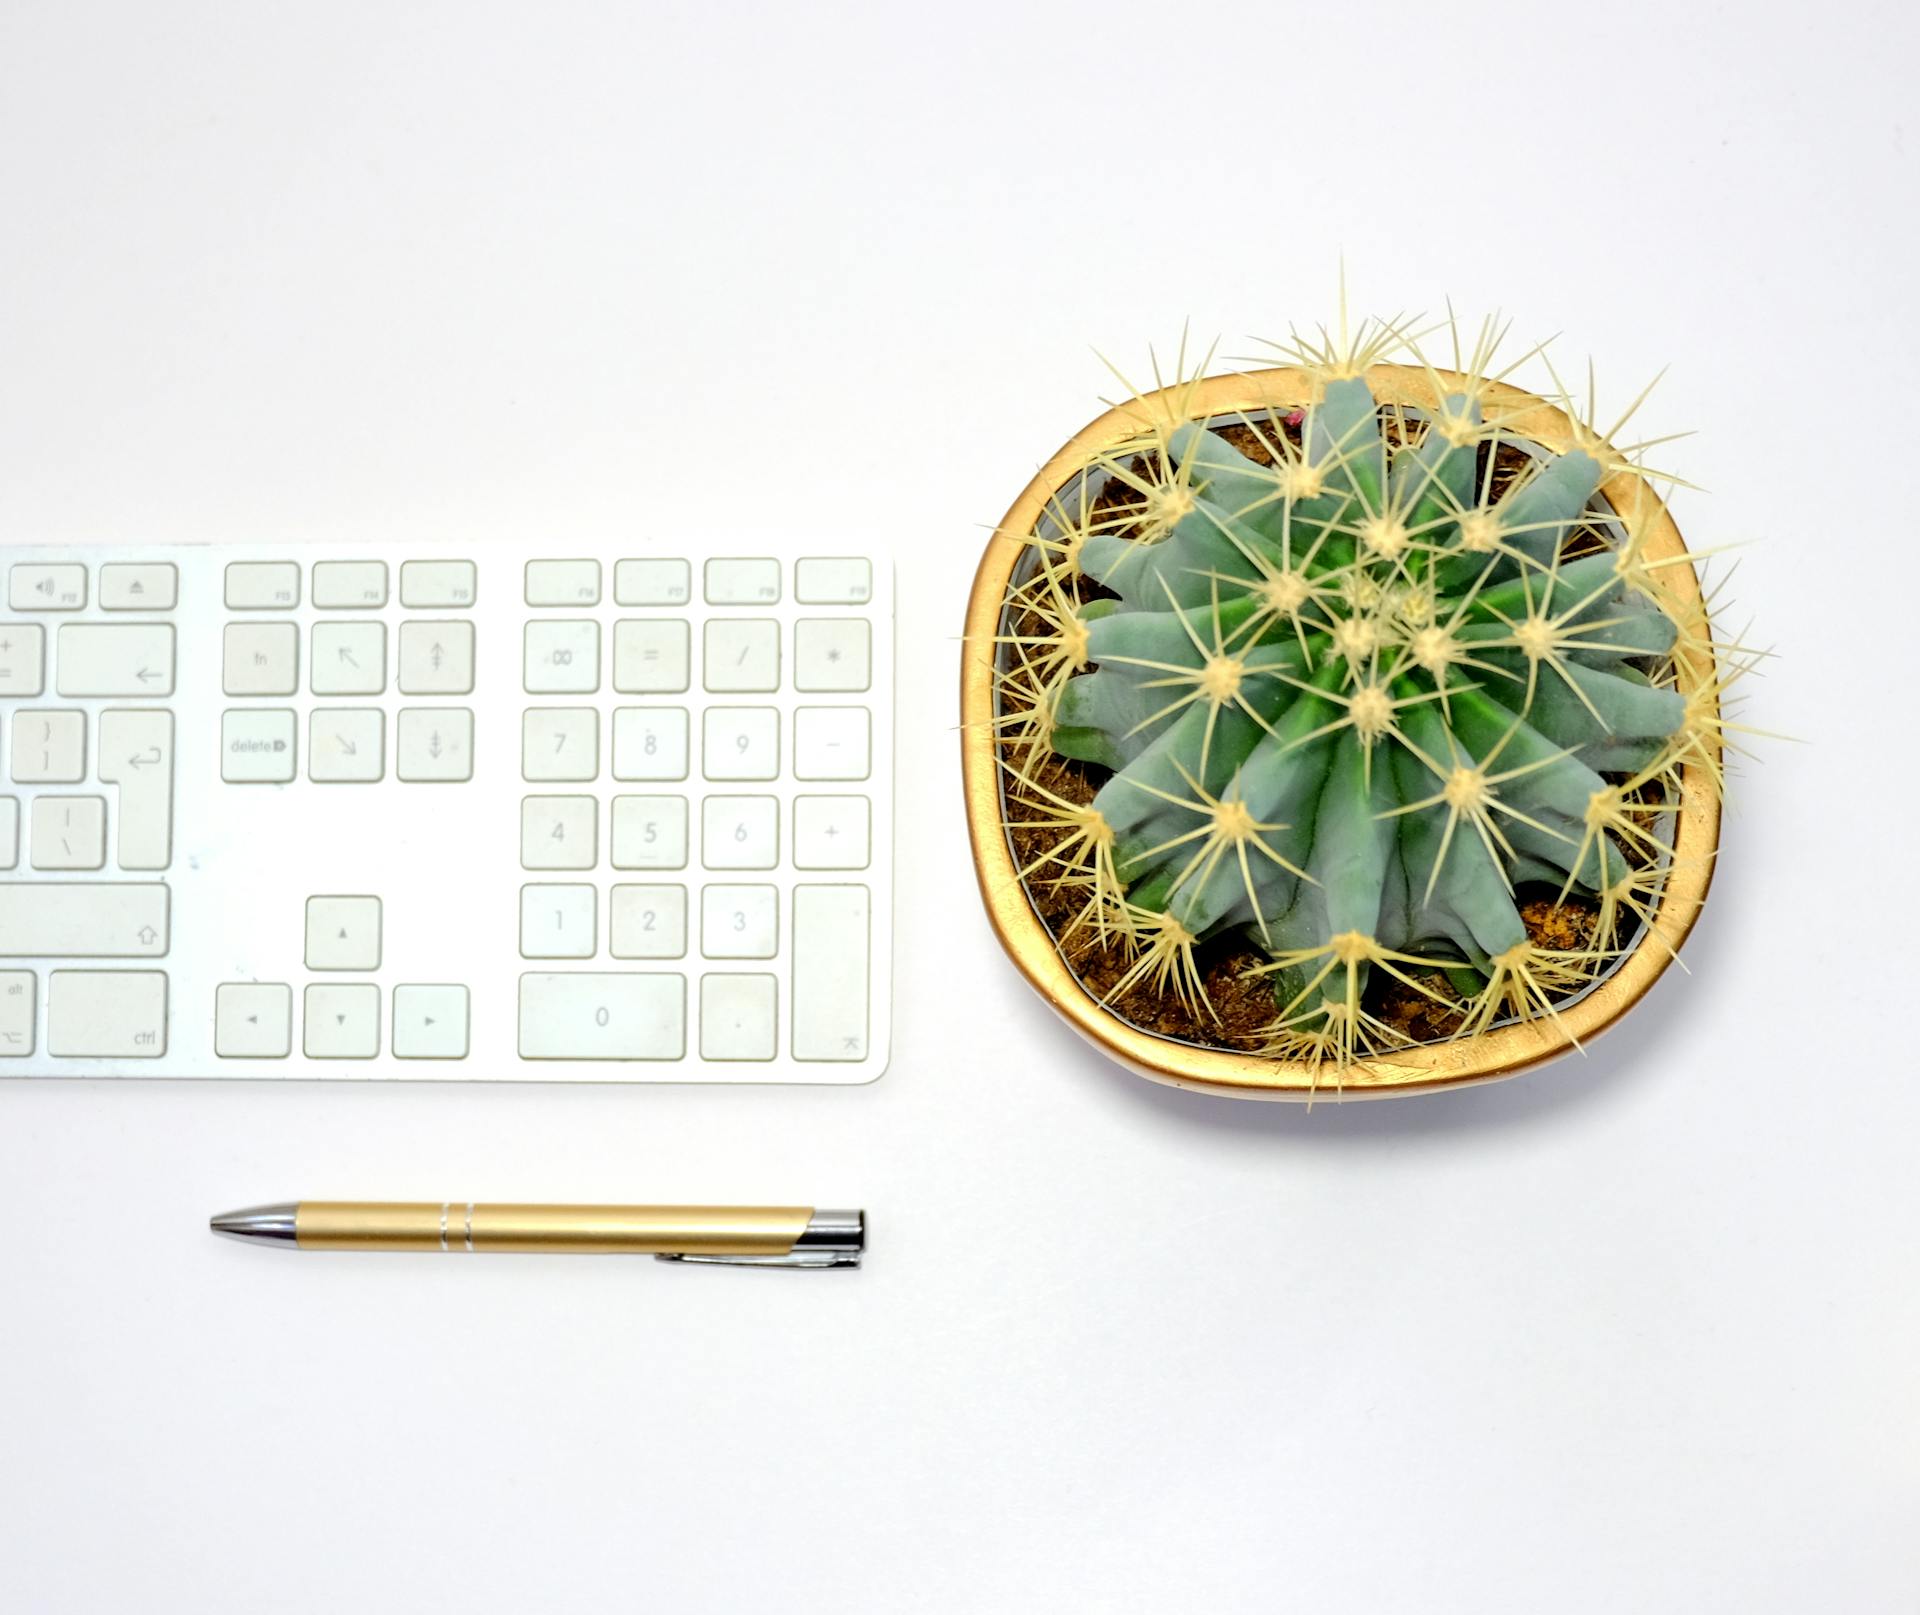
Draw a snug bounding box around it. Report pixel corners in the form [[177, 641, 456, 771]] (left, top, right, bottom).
[[960, 362, 1723, 1100]]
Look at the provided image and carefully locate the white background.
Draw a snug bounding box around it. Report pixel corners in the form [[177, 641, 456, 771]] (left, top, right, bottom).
[[1, 3, 1913, 1610]]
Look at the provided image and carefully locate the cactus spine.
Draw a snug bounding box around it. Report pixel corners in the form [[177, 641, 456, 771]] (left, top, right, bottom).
[[995, 313, 1741, 1072]]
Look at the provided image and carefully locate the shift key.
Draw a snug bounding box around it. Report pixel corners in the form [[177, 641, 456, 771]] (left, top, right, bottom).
[[0, 884, 169, 957]]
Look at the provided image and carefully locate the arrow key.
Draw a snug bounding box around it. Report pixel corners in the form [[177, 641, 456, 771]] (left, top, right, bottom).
[[311, 622, 386, 697], [303, 982, 380, 1060], [393, 983, 469, 1060], [308, 707, 385, 783], [215, 982, 292, 1058], [397, 707, 474, 783], [399, 619, 475, 695]]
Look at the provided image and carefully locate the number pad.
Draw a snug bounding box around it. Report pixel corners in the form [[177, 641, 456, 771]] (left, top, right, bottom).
[[520, 883, 597, 959], [524, 620, 600, 694], [612, 707, 689, 781], [610, 884, 687, 959], [701, 884, 777, 959], [701, 795, 778, 870], [521, 796, 597, 871], [613, 620, 690, 693], [610, 795, 688, 870], [523, 708, 599, 783], [702, 707, 778, 781], [703, 620, 779, 693]]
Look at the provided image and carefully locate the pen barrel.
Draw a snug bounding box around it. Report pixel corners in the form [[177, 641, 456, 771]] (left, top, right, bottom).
[[295, 1202, 815, 1256]]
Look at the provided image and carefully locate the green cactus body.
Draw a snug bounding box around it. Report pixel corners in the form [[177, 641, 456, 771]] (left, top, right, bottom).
[[1013, 355, 1708, 1066]]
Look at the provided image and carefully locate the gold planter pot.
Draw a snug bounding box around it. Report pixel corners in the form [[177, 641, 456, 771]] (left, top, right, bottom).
[[960, 363, 1722, 1100]]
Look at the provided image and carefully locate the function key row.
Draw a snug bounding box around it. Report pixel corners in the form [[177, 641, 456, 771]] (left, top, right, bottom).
[[10, 563, 178, 613], [226, 560, 477, 611], [526, 556, 872, 608]]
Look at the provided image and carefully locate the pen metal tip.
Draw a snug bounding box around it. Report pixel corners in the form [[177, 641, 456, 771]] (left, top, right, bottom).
[[209, 1203, 300, 1245]]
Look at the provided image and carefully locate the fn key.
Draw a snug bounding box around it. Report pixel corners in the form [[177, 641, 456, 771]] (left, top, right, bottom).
[[792, 885, 868, 1061]]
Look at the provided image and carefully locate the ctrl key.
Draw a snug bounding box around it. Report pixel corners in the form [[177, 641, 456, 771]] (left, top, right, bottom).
[[48, 971, 167, 1058]]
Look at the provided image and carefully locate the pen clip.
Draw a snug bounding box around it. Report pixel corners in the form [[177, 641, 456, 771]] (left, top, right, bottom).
[[654, 1209, 864, 1270]]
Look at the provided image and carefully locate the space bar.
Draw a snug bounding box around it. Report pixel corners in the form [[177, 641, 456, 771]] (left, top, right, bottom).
[[0, 884, 170, 958]]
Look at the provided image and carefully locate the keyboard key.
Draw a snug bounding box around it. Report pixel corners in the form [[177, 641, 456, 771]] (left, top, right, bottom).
[[703, 620, 779, 693], [795, 557, 873, 605], [704, 557, 780, 605], [48, 970, 167, 1057], [522, 708, 599, 783], [700, 973, 777, 1061], [221, 708, 297, 783], [215, 982, 293, 1058], [304, 983, 381, 1059], [521, 883, 597, 959], [614, 558, 691, 606], [701, 884, 777, 959], [612, 707, 689, 782], [610, 884, 687, 959], [11, 709, 86, 783], [701, 795, 777, 870], [99, 709, 174, 868], [398, 620, 475, 695], [11, 563, 87, 611], [30, 797, 106, 871], [794, 796, 871, 870], [524, 620, 600, 694], [612, 619, 690, 693], [0, 883, 168, 957], [226, 562, 301, 609], [100, 563, 178, 611], [309, 708, 384, 783], [522, 795, 597, 870], [311, 560, 389, 609], [792, 885, 870, 1060], [526, 559, 602, 607], [702, 707, 779, 781], [0, 625, 45, 696], [795, 707, 871, 780], [610, 795, 687, 871], [311, 622, 387, 696], [518, 972, 685, 1060], [0, 972, 33, 1056], [392, 984, 470, 1059], [57, 622, 175, 697], [0, 799, 15, 868], [396, 708, 474, 782], [794, 619, 871, 693], [400, 559, 477, 608], [306, 895, 382, 971], [224, 622, 299, 696]]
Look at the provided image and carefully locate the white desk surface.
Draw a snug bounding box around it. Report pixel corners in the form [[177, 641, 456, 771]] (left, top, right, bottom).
[[1, 3, 1911, 1610]]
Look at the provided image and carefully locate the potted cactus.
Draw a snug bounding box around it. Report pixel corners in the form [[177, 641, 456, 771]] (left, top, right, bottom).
[[961, 312, 1740, 1098]]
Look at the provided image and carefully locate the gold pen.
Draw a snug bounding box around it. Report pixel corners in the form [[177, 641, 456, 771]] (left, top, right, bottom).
[[210, 1201, 865, 1269]]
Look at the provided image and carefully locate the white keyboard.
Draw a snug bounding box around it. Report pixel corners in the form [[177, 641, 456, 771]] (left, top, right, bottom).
[[0, 542, 891, 1083]]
